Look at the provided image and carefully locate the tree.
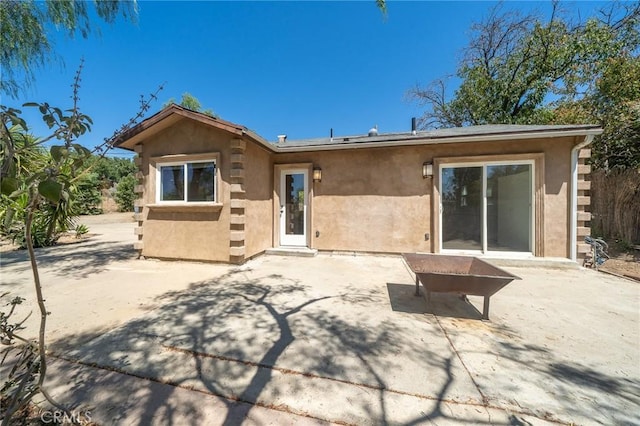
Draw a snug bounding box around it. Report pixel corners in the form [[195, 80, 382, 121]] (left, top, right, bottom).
[[1, 72, 95, 418], [554, 56, 640, 170], [115, 173, 136, 212], [164, 92, 217, 117], [0, 65, 162, 421], [0, 0, 137, 97], [410, 2, 640, 169], [73, 172, 103, 215], [91, 155, 137, 187]]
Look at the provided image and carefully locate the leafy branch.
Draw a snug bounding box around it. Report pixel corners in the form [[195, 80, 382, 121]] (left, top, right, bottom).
[[0, 63, 162, 423], [408, 1, 640, 170]]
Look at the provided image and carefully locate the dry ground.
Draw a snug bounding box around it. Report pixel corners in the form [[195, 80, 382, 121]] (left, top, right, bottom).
[[599, 244, 640, 281]]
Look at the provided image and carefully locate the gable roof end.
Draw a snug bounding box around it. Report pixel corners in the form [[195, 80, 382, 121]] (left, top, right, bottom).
[[112, 104, 273, 151]]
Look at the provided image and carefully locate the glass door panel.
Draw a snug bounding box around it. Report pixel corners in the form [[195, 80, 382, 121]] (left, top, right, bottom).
[[440, 163, 534, 254], [486, 165, 532, 252], [441, 167, 483, 250], [280, 171, 307, 246]]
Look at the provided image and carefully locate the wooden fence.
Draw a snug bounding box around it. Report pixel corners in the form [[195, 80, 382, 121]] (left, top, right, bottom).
[[590, 169, 640, 244]]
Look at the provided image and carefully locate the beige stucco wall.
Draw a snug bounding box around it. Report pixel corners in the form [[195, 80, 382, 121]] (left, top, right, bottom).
[[139, 118, 233, 262], [244, 142, 274, 258], [274, 150, 431, 253], [275, 136, 576, 258], [538, 138, 573, 257]]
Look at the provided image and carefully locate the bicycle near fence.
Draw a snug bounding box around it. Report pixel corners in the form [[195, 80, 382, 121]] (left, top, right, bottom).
[[583, 236, 609, 270]]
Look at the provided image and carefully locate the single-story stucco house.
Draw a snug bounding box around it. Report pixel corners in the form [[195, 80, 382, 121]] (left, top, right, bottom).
[[113, 104, 602, 264]]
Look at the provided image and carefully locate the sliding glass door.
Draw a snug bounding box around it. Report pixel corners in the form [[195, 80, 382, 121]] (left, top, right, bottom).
[[441, 167, 483, 250], [441, 162, 533, 254]]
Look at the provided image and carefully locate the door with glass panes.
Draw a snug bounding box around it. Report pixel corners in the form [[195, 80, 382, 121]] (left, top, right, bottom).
[[279, 169, 308, 246]]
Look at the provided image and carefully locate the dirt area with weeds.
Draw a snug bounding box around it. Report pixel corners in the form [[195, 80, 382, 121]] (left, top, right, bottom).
[[598, 241, 640, 281]]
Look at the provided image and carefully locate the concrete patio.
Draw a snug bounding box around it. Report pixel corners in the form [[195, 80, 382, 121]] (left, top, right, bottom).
[[1, 217, 638, 425]]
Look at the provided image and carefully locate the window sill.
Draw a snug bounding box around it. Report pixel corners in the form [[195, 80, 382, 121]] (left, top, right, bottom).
[[146, 203, 223, 212]]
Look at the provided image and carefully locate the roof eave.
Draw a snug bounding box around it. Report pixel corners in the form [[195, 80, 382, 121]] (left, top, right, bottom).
[[242, 129, 277, 153], [273, 127, 603, 153]]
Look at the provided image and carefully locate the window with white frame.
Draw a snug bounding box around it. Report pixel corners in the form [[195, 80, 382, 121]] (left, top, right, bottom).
[[157, 160, 216, 203]]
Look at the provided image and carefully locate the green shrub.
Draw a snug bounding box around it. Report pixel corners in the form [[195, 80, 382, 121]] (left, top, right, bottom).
[[73, 172, 103, 215], [115, 174, 136, 212], [93, 156, 137, 187], [0, 194, 73, 248], [74, 223, 89, 238]]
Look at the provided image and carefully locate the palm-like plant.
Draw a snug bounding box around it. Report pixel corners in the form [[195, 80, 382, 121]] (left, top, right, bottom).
[[0, 126, 77, 248]]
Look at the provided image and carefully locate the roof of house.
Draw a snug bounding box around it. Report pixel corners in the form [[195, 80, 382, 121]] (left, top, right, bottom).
[[273, 124, 602, 152], [113, 105, 602, 153]]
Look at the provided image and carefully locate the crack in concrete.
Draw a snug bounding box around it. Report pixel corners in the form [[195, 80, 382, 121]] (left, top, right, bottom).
[[51, 344, 572, 425], [434, 314, 492, 421], [162, 343, 473, 405], [49, 354, 344, 425]]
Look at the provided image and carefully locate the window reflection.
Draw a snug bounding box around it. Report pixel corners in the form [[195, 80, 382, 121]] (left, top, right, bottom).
[[285, 173, 304, 235], [159, 161, 215, 202], [441, 163, 532, 253], [487, 165, 531, 252], [442, 167, 483, 250], [160, 165, 184, 201]]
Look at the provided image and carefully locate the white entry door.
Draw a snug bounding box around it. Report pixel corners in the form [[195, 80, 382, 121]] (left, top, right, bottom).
[[280, 169, 308, 246]]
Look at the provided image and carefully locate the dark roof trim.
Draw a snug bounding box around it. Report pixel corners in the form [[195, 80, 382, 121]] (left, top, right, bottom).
[[273, 124, 603, 152]]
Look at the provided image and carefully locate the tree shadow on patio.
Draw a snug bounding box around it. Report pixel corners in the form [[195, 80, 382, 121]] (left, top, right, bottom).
[[0, 239, 137, 278], [448, 327, 640, 425], [45, 267, 496, 425]]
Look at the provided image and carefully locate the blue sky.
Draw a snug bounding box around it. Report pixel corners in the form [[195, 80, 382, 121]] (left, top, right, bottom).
[[6, 1, 605, 157]]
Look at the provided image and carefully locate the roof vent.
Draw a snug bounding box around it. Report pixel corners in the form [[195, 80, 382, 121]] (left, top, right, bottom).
[[411, 117, 417, 135], [368, 125, 378, 137], [277, 134, 287, 143]]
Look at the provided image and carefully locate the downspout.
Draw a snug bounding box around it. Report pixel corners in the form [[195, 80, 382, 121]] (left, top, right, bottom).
[[570, 134, 595, 261]]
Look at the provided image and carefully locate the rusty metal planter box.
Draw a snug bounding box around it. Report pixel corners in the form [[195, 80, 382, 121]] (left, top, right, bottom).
[[402, 253, 521, 320]]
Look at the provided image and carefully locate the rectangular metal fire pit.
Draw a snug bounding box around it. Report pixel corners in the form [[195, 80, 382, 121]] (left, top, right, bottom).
[[402, 253, 521, 320]]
